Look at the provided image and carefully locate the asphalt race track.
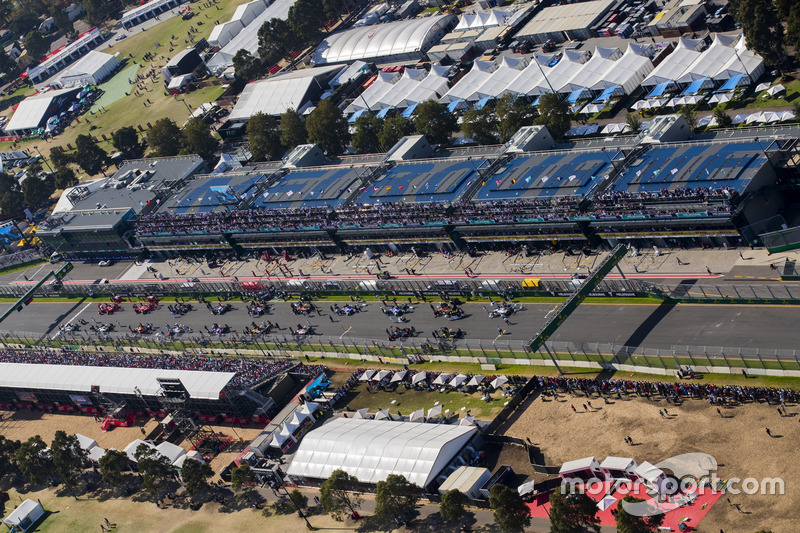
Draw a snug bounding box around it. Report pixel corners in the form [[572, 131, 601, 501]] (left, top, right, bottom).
[[1, 300, 799, 353]]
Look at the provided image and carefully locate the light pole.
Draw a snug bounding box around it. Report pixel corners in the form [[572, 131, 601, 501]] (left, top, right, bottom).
[[32, 145, 53, 173]]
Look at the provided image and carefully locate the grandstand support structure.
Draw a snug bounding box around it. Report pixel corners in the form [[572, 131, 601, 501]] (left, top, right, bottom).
[[93, 385, 129, 420], [156, 378, 228, 459]]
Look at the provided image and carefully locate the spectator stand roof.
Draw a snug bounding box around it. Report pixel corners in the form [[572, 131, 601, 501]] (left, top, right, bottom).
[[473, 150, 613, 202], [641, 37, 704, 90], [229, 65, 345, 120], [0, 363, 235, 400], [287, 417, 477, 487], [56, 50, 120, 89], [206, 0, 297, 74], [354, 157, 488, 205], [609, 141, 770, 196], [159, 171, 268, 214], [5, 86, 81, 133], [311, 14, 457, 65], [253, 165, 375, 210]]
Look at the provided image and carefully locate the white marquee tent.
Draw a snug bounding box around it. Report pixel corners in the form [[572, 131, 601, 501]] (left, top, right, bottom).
[[2, 499, 44, 532], [541, 49, 591, 94], [287, 418, 477, 486], [641, 37, 704, 90], [55, 50, 119, 89], [503, 54, 555, 96], [208, 20, 245, 48], [312, 14, 457, 65], [439, 60, 497, 103], [713, 34, 764, 84], [560, 47, 622, 94], [231, 0, 267, 27], [591, 43, 654, 96], [454, 9, 510, 31], [468, 56, 528, 101], [677, 33, 739, 85], [346, 70, 403, 113]]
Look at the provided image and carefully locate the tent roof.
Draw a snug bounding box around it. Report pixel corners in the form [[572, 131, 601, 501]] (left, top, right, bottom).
[[6, 86, 80, 132], [312, 14, 456, 64], [287, 417, 477, 486], [559, 456, 599, 474], [230, 65, 344, 119], [600, 456, 636, 470], [634, 461, 665, 482], [156, 441, 186, 463], [76, 433, 97, 451], [0, 362, 234, 400], [3, 499, 43, 527], [58, 50, 118, 80]]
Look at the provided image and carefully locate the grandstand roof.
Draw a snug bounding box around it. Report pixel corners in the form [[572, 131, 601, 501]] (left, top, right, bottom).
[[6, 86, 81, 133], [229, 65, 344, 120], [254, 165, 374, 210], [159, 170, 268, 214], [287, 417, 477, 486], [311, 14, 457, 65], [0, 363, 235, 400], [609, 141, 770, 195]]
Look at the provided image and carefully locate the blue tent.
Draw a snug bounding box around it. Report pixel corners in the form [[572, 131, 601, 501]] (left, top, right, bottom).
[[376, 107, 391, 119], [716, 73, 745, 93], [647, 82, 671, 98], [347, 109, 366, 124], [401, 103, 418, 118], [567, 88, 586, 103], [681, 77, 708, 95], [447, 99, 464, 112], [593, 85, 619, 103], [474, 97, 492, 110]]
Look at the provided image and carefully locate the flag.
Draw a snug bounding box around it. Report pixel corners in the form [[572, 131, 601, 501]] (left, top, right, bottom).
[[481, 180, 486, 186], [385, 186, 391, 190], [359, 187, 367, 192], [636, 170, 642, 177], [373, 187, 379, 191], [347, 187, 352, 192], [496, 179, 501, 185], [525, 176, 531, 183], [263, 192, 270, 198], [511, 179, 516, 184], [541, 176, 549, 183], [653, 169, 661, 176], [706, 168, 710, 175], [671, 168, 678, 175], [286, 190, 294, 197], [398, 185, 403, 189]]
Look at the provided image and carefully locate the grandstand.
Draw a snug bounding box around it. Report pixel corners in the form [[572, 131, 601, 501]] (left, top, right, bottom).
[[161, 172, 268, 215], [255, 166, 377, 210]]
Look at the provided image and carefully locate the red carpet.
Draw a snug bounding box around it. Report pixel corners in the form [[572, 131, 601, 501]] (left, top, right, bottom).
[[527, 480, 722, 531]]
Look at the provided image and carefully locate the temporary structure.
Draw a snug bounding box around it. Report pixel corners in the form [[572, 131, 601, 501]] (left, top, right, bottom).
[[391, 370, 408, 382], [467, 375, 485, 387], [359, 369, 376, 381], [490, 375, 509, 389], [409, 408, 425, 422], [2, 499, 45, 532], [433, 373, 452, 385], [449, 374, 468, 388], [412, 371, 428, 385], [76, 433, 97, 451], [375, 408, 391, 420], [353, 407, 370, 419], [428, 404, 443, 417]]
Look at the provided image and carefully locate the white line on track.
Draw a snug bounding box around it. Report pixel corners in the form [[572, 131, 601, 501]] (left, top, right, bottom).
[[51, 302, 92, 339]]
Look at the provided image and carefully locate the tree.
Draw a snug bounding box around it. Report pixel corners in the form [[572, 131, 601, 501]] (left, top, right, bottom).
[[728, 0, 785, 66], [98, 449, 131, 490], [615, 496, 665, 533], [0, 436, 21, 482], [461, 106, 499, 145], [53, 167, 78, 189], [8, 11, 38, 38], [112, 126, 145, 160], [73, 134, 108, 175], [351, 114, 384, 153], [257, 18, 296, 65], [440, 489, 469, 523], [181, 458, 213, 500], [0, 47, 19, 78], [231, 465, 257, 503], [24, 31, 48, 62], [135, 444, 172, 499], [15, 436, 50, 486], [712, 107, 733, 128], [50, 431, 87, 496], [496, 93, 536, 143], [320, 469, 363, 521], [181, 117, 218, 161], [147, 118, 183, 157], [679, 105, 698, 131], [0, 190, 25, 216], [247, 112, 283, 161], [534, 92, 571, 140], [306, 99, 349, 156], [280, 109, 307, 150], [489, 484, 531, 532], [288, 0, 326, 46], [548, 490, 600, 533], [786, 4, 800, 54], [625, 112, 642, 132], [82, 0, 112, 26], [413, 99, 457, 146], [232, 49, 264, 81], [374, 474, 420, 519], [21, 173, 54, 208], [49, 147, 72, 169], [378, 115, 414, 150], [50, 4, 75, 38], [288, 489, 308, 511]]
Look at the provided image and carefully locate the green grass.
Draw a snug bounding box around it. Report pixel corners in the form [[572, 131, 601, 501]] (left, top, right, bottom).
[[741, 78, 800, 110]]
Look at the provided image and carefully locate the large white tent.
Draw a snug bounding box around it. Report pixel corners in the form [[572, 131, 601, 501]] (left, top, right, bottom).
[[591, 44, 654, 96], [677, 33, 739, 85], [468, 56, 528, 101], [713, 34, 764, 84], [560, 47, 622, 94], [312, 14, 457, 65], [372, 68, 428, 110], [2, 499, 44, 532], [439, 60, 498, 103], [5, 86, 80, 134], [55, 50, 119, 89], [641, 37, 704, 90], [454, 9, 510, 31], [542, 49, 591, 94], [346, 70, 403, 113], [503, 54, 556, 96], [231, 0, 267, 27], [229, 65, 344, 120], [287, 418, 477, 486], [0, 362, 235, 400], [208, 20, 245, 48]]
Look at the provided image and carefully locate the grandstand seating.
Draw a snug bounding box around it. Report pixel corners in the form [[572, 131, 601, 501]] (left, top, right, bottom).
[[353, 159, 487, 204], [474, 152, 613, 202]]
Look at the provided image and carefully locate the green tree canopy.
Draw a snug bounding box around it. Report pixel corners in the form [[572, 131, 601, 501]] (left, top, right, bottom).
[[320, 469, 363, 521], [21, 173, 54, 208], [50, 4, 75, 38], [496, 93, 536, 142], [615, 496, 665, 533], [374, 474, 420, 518], [679, 105, 698, 130], [786, 4, 800, 54], [247, 112, 284, 161], [50, 431, 87, 495], [288, 0, 326, 46], [625, 112, 642, 132], [548, 490, 600, 533], [0, 47, 19, 78], [135, 444, 172, 499], [181, 458, 213, 499], [181, 117, 219, 161], [0, 436, 21, 482], [98, 449, 131, 490], [232, 49, 264, 81], [440, 489, 469, 523], [306, 99, 349, 156], [73, 134, 108, 175], [728, 0, 785, 66], [15, 435, 50, 486], [257, 17, 296, 65], [49, 147, 71, 169], [712, 107, 733, 128], [82, 0, 111, 26], [112, 126, 145, 160], [351, 114, 384, 153], [461, 106, 499, 145], [413, 99, 457, 146], [534, 93, 571, 140], [378, 115, 414, 151], [147, 118, 183, 157], [489, 483, 531, 532], [279, 108, 307, 150], [24, 31, 48, 62], [288, 488, 308, 510]]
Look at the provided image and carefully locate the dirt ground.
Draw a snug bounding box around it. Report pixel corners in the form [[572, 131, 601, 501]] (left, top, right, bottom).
[[504, 389, 799, 533]]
